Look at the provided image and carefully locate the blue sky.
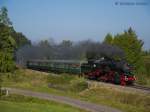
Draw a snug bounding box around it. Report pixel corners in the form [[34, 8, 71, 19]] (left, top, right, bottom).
[[0, 0, 150, 49]]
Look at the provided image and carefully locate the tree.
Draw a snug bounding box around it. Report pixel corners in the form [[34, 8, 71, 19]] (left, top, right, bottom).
[[0, 24, 16, 51], [0, 6, 31, 72], [0, 6, 31, 49], [60, 40, 73, 47], [103, 33, 113, 44], [0, 6, 12, 26], [0, 23, 16, 72], [11, 31, 31, 48], [0, 7, 16, 72], [113, 27, 144, 69], [38, 40, 50, 47], [38, 40, 52, 59], [59, 40, 73, 59]]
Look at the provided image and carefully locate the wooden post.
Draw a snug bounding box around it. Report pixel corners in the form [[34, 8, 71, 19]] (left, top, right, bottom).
[[5, 89, 9, 96]]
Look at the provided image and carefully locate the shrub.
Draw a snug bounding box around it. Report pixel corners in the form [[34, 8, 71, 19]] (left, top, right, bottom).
[[70, 77, 88, 92]]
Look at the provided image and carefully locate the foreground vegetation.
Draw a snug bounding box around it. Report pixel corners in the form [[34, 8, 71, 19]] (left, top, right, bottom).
[[0, 94, 87, 112], [2, 69, 150, 112], [135, 55, 150, 86]]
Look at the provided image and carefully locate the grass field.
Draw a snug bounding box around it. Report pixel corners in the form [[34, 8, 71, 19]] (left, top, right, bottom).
[[1, 69, 150, 112], [0, 94, 87, 112]]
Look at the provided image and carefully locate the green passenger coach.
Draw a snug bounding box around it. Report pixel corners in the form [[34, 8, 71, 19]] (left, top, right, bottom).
[[27, 60, 86, 74]]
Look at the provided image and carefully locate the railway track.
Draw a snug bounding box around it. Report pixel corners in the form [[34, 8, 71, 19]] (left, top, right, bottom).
[[131, 84, 150, 92], [87, 80, 150, 93]]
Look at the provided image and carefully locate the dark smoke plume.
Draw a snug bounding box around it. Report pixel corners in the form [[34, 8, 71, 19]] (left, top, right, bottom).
[[15, 39, 125, 66]]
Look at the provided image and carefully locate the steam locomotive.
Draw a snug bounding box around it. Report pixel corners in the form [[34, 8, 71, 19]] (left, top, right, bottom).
[[27, 58, 136, 86]]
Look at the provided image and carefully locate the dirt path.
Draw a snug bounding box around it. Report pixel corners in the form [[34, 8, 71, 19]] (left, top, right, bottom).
[[5, 88, 122, 112]]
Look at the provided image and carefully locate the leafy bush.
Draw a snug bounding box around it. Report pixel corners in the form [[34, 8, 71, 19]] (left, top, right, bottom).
[[70, 77, 88, 92]]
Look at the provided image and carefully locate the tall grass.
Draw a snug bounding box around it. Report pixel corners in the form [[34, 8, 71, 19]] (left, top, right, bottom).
[[79, 87, 150, 112], [47, 74, 88, 92]]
